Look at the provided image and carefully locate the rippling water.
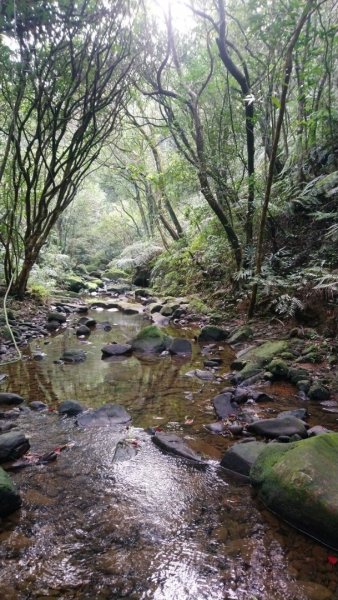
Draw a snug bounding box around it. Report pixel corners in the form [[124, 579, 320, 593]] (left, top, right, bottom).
[[0, 308, 337, 599]]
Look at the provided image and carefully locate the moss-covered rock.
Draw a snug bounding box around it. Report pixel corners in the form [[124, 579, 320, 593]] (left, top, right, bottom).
[[104, 267, 129, 280], [235, 340, 288, 381], [250, 433, 338, 550], [63, 275, 86, 293], [267, 358, 289, 379], [131, 325, 171, 353], [288, 367, 310, 385], [228, 325, 254, 345], [308, 382, 330, 401]]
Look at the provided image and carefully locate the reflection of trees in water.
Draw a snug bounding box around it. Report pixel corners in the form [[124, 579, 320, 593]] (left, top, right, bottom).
[[4, 355, 60, 406]]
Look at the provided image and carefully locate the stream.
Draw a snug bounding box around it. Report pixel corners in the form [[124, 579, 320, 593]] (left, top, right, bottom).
[[0, 308, 337, 599]]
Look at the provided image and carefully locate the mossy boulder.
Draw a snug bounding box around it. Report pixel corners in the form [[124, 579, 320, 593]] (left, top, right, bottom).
[[250, 433, 338, 550], [64, 275, 86, 293], [267, 358, 289, 379], [235, 340, 288, 381], [0, 467, 22, 517], [288, 367, 310, 385], [308, 382, 330, 401], [104, 267, 129, 281], [228, 325, 253, 345], [131, 325, 171, 353]]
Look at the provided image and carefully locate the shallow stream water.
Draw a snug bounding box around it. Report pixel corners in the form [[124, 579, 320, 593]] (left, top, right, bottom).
[[0, 308, 337, 599]]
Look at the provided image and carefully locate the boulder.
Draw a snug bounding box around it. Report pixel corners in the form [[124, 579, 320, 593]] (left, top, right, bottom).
[[47, 311, 67, 324], [131, 325, 171, 354], [267, 358, 289, 379], [204, 422, 227, 434], [61, 349, 86, 363], [76, 403, 131, 428], [0, 431, 30, 462], [29, 401, 47, 411], [152, 432, 203, 462], [228, 325, 254, 345], [76, 325, 91, 336], [0, 467, 22, 517], [186, 369, 215, 381], [278, 409, 308, 421], [213, 392, 237, 419], [58, 400, 84, 417], [160, 303, 180, 317], [198, 326, 229, 343], [247, 417, 308, 439], [250, 433, 338, 550], [221, 441, 266, 476], [168, 338, 192, 355], [101, 343, 132, 357], [0, 393, 24, 406], [308, 383, 330, 401], [288, 367, 309, 384], [234, 340, 288, 382]]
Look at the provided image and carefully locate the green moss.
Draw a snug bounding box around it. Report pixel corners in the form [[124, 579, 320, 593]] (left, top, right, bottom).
[[104, 267, 129, 280], [131, 325, 171, 353], [237, 340, 288, 380]]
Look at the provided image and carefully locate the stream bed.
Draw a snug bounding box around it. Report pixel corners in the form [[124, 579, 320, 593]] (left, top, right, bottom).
[[0, 308, 337, 599]]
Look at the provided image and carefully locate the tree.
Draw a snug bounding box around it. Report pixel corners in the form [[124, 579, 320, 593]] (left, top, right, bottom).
[[0, 0, 138, 297]]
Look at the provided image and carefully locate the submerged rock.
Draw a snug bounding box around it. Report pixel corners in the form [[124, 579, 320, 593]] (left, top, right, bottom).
[[213, 392, 237, 419], [58, 400, 84, 417], [168, 338, 192, 355], [0, 431, 30, 462], [0, 467, 21, 517], [247, 417, 308, 439], [250, 433, 338, 550], [131, 325, 171, 354], [0, 393, 24, 406], [221, 441, 266, 476], [61, 349, 86, 363], [76, 403, 131, 427], [152, 432, 203, 462]]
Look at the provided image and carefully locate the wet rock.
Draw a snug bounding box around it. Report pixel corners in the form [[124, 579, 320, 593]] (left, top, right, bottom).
[[160, 303, 179, 317], [198, 325, 229, 343], [213, 392, 237, 419], [131, 325, 171, 354], [221, 441, 266, 476], [296, 379, 311, 393], [29, 401, 47, 411], [308, 425, 332, 436], [77, 306, 88, 314], [186, 369, 215, 381], [247, 417, 308, 439], [58, 400, 84, 416], [250, 433, 338, 551], [0, 422, 16, 433], [233, 387, 273, 404], [76, 324, 91, 336], [46, 320, 60, 332], [203, 358, 223, 367], [76, 403, 131, 427], [0, 467, 21, 517], [278, 408, 308, 421], [0, 393, 24, 406], [228, 325, 254, 345], [112, 439, 138, 463], [308, 382, 330, 401], [101, 343, 132, 357], [149, 303, 163, 314], [168, 338, 192, 355], [0, 431, 30, 462], [0, 408, 20, 420], [152, 432, 203, 462], [78, 317, 96, 327], [61, 349, 86, 363], [47, 311, 67, 323], [32, 351, 46, 361], [204, 422, 227, 434]]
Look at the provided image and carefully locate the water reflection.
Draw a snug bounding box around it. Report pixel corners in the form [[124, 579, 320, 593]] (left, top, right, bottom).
[[0, 309, 337, 599]]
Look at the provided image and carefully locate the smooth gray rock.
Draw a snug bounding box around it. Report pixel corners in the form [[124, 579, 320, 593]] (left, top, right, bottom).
[[29, 401, 47, 411], [76, 403, 131, 427], [48, 311, 67, 323], [0, 431, 30, 462], [58, 400, 84, 416], [221, 441, 266, 476], [198, 326, 229, 343], [247, 417, 308, 439], [0, 393, 24, 406], [204, 422, 227, 434], [152, 432, 203, 462], [213, 392, 237, 419]]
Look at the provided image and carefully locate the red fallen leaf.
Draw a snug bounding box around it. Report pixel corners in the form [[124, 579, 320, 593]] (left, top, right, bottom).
[[48, 407, 56, 413], [155, 426, 163, 432], [328, 556, 338, 566], [184, 418, 194, 425]]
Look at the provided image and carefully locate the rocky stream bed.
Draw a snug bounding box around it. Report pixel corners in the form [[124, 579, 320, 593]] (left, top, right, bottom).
[[0, 286, 337, 599]]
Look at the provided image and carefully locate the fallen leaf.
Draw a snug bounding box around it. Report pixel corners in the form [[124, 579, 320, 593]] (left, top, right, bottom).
[[184, 417, 194, 425], [328, 556, 338, 566]]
